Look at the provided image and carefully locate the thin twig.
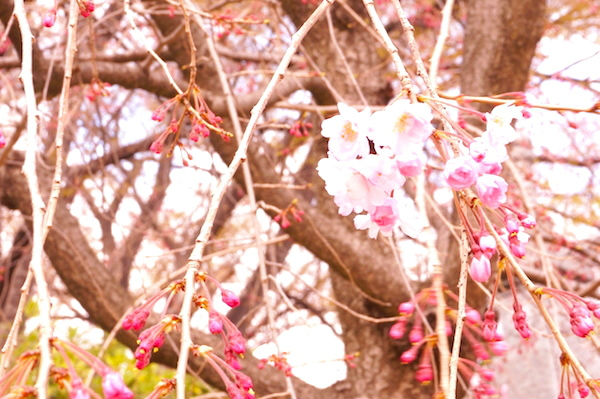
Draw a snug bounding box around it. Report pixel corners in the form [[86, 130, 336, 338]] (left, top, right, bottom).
[[43, 0, 78, 241], [362, 0, 415, 100], [428, 0, 454, 86], [13, 0, 53, 396], [266, 261, 399, 324], [325, 9, 368, 106], [448, 228, 469, 399]]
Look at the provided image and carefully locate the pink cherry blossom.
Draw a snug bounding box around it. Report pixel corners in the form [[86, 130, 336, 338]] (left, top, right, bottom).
[[370, 100, 434, 156], [476, 174, 508, 208], [354, 197, 399, 238], [353, 154, 405, 194], [321, 103, 371, 161], [485, 104, 521, 145], [443, 156, 478, 189], [395, 150, 426, 177], [469, 254, 491, 282], [469, 133, 508, 165], [317, 158, 387, 216]]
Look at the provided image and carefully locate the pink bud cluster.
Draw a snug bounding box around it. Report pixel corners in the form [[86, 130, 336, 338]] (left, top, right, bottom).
[[388, 288, 508, 388], [193, 346, 255, 399], [273, 200, 304, 229], [541, 288, 599, 339], [257, 354, 293, 377], [76, 0, 95, 17], [123, 272, 246, 377], [150, 88, 225, 155], [317, 101, 433, 239], [43, 10, 56, 28], [289, 120, 313, 137], [85, 79, 110, 102], [465, 209, 535, 283], [134, 316, 176, 369], [457, 358, 497, 399]]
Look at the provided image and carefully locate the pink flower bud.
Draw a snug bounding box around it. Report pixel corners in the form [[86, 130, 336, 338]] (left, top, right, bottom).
[[510, 242, 526, 258], [465, 308, 482, 325], [226, 350, 242, 370], [473, 342, 490, 361], [150, 140, 163, 154], [389, 320, 407, 339], [408, 323, 424, 344], [469, 254, 491, 283], [235, 373, 254, 391], [519, 214, 536, 229], [482, 311, 497, 342], [443, 156, 478, 189], [569, 305, 594, 338], [415, 360, 433, 384], [445, 320, 453, 336], [102, 372, 134, 399], [229, 333, 246, 354], [578, 384, 590, 399], [480, 368, 494, 381], [513, 303, 532, 339], [208, 312, 224, 334], [0, 131, 6, 148], [397, 301, 415, 315], [478, 235, 496, 259], [505, 214, 520, 234], [400, 346, 419, 364], [122, 308, 150, 331], [585, 299, 600, 319], [476, 174, 508, 209], [43, 11, 56, 28], [226, 384, 246, 399], [488, 340, 508, 356], [222, 289, 240, 308]]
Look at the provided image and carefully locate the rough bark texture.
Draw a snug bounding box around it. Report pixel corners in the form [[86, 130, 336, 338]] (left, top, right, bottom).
[[461, 0, 547, 96]]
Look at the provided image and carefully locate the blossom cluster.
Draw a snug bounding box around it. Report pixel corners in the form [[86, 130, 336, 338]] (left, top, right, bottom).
[[443, 104, 522, 208], [317, 101, 432, 239], [121, 272, 253, 399], [150, 86, 226, 155]]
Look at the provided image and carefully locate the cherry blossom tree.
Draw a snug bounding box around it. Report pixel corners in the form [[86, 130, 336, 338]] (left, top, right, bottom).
[[1, 0, 600, 398]]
